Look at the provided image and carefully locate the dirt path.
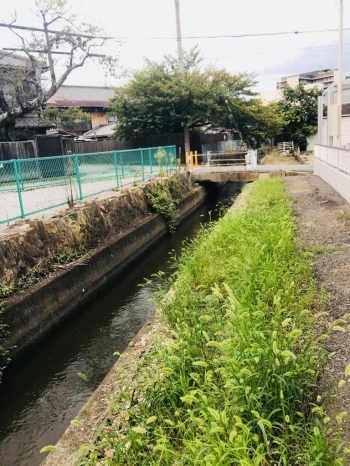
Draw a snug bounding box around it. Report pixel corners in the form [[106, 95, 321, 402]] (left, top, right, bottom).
[[259, 153, 301, 165], [285, 175, 350, 457]]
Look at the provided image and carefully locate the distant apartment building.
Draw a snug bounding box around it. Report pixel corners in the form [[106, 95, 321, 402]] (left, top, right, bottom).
[[276, 69, 338, 90], [260, 69, 338, 105], [260, 69, 338, 150]]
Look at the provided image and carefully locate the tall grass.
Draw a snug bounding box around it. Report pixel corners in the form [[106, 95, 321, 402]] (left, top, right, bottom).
[[80, 179, 344, 465]]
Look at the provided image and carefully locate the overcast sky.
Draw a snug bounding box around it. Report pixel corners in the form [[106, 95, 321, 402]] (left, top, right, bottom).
[[0, 0, 349, 91]]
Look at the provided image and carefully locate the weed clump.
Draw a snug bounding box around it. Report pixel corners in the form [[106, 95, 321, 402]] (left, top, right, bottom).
[[78, 179, 344, 465], [145, 173, 192, 233]]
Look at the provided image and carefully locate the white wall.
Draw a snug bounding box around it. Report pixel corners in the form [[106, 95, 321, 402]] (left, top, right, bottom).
[[314, 158, 350, 202], [342, 117, 350, 148], [314, 145, 350, 202], [319, 116, 350, 148], [306, 135, 317, 151]]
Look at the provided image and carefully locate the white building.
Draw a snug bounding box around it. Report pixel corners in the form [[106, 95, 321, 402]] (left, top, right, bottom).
[[317, 80, 350, 149], [277, 69, 338, 90], [260, 69, 336, 105], [314, 80, 350, 203]]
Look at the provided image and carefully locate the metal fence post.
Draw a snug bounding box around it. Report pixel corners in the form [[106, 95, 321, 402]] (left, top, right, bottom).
[[73, 154, 83, 200], [141, 149, 145, 180], [17, 158, 25, 190], [120, 152, 125, 178], [13, 159, 25, 219], [149, 149, 153, 174], [113, 151, 120, 187]]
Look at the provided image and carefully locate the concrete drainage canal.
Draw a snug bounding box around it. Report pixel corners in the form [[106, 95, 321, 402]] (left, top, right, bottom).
[[0, 182, 243, 466]]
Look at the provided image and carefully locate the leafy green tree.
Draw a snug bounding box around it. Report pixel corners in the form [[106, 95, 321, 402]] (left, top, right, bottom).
[[276, 85, 322, 150], [41, 107, 91, 128], [235, 100, 285, 148], [109, 49, 284, 148]]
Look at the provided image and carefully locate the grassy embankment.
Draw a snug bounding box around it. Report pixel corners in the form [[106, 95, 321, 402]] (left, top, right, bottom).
[[79, 178, 346, 465]]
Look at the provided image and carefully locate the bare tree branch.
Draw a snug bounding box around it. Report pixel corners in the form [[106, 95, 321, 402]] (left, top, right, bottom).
[[0, 0, 119, 139]]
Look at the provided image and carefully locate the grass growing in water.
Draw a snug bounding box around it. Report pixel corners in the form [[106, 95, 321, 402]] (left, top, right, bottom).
[[80, 179, 344, 465]]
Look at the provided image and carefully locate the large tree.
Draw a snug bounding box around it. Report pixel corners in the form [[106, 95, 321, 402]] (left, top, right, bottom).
[[0, 0, 118, 140], [109, 49, 284, 148], [276, 85, 322, 150]]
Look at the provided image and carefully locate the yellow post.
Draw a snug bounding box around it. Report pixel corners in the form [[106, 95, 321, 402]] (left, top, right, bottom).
[[194, 150, 198, 168]]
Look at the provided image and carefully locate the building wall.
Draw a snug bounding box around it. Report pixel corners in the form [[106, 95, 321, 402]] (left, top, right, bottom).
[[314, 158, 350, 203], [314, 145, 350, 203], [319, 116, 350, 149], [91, 112, 109, 129], [306, 135, 317, 151], [341, 117, 350, 148], [286, 76, 300, 87], [260, 83, 322, 104]]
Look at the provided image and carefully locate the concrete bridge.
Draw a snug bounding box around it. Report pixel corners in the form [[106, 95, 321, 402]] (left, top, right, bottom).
[[190, 164, 314, 183], [186, 150, 313, 182]]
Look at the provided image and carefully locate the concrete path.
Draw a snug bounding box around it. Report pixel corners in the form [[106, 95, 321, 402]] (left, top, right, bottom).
[[286, 174, 350, 458]]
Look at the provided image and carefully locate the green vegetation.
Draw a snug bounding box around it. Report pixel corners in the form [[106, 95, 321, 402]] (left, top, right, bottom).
[[276, 85, 322, 150], [0, 248, 88, 300], [41, 107, 91, 128], [0, 248, 89, 379], [78, 179, 345, 465], [145, 173, 193, 233], [109, 48, 284, 148]]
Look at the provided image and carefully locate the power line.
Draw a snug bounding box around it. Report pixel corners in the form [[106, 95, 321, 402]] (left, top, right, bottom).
[[110, 28, 350, 41], [224, 99, 245, 147], [326, 0, 339, 30], [3, 47, 106, 57], [208, 42, 350, 60], [1, 22, 349, 42], [0, 22, 112, 39]]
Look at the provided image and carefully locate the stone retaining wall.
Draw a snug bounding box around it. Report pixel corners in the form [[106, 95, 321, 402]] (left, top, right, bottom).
[[2, 177, 214, 359]]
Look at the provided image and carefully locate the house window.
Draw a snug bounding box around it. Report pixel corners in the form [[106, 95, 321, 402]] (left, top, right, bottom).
[[108, 115, 117, 123]]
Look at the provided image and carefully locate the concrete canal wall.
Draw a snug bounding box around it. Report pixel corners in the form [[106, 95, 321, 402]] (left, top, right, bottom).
[[1, 175, 215, 359]]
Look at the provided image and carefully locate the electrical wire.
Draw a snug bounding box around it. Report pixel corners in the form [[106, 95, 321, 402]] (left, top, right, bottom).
[[208, 42, 350, 61], [224, 99, 245, 146], [112, 28, 350, 41], [325, 0, 339, 30]]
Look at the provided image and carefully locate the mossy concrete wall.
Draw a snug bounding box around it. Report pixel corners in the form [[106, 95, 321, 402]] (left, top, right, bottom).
[[1, 185, 151, 287], [2, 177, 215, 360]]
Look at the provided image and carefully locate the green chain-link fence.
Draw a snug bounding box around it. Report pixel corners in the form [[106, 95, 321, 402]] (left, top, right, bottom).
[[0, 145, 177, 225]]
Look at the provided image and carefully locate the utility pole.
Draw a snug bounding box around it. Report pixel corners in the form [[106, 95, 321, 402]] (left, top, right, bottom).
[[174, 0, 190, 157], [338, 0, 343, 147], [174, 0, 184, 75]]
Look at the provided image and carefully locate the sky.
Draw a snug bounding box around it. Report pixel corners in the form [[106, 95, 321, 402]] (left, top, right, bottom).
[[0, 0, 349, 92]]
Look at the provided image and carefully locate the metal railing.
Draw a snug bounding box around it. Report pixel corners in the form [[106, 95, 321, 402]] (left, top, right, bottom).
[[0, 145, 177, 225], [185, 150, 257, 171], [277, 142, 294, 154]]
